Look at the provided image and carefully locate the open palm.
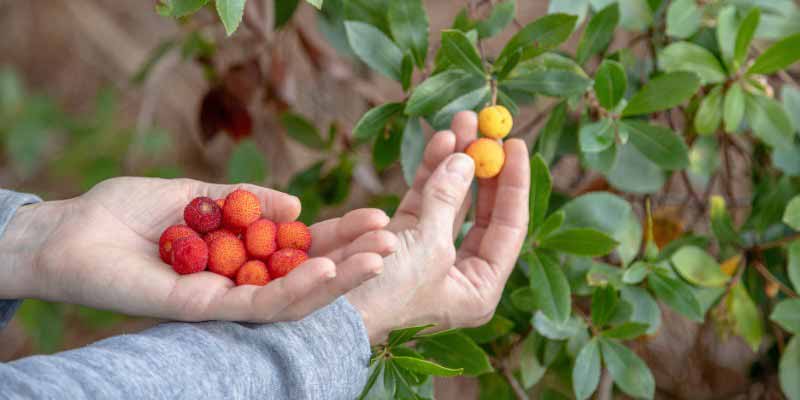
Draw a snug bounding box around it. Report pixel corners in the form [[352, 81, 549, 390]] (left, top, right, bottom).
[[32, 178, 396, 322], [347, 111, 530, 343]]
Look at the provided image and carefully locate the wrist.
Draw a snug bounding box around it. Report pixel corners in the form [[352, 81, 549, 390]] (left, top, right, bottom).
[[0, 201, 64, 299]]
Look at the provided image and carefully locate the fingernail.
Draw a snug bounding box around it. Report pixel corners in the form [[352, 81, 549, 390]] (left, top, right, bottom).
[[447, 154, 474, 181]]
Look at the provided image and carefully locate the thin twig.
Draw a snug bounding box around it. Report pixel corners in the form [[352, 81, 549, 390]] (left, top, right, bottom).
[[752, 261, 799, 298], [596, 368, 613, 400], [502, 363, 530, 400]]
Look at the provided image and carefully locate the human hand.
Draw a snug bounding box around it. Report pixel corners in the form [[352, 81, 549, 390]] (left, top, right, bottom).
[[346, 111, 530, 344], [1, 178, 397, 322]]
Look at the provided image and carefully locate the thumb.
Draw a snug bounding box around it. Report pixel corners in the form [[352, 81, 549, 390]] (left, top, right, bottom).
[[419, 153, 475, 239]]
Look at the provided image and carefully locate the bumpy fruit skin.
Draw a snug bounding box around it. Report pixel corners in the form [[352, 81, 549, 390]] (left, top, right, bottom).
[[223, 189, 262, 230], [246, 219, 278, 259], [159, 225, 199, 264], [203, 229, 237, 245], [171, 236, 209, 275], [208, 234, 247, 278], [465, 138, 505, 179], [276, 221, 312, 251], [184, 197, 222, 233], [268, 248, 309, 279], [215, 198, 225, 209], [478, 105, 513, 139], [236, 260, 271, 286]]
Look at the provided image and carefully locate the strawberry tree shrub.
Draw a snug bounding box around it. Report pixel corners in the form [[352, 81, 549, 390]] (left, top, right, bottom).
[[154, 0, 800, 398]]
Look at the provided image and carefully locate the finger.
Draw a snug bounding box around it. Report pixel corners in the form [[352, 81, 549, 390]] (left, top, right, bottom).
[[462, 139, 530, 278], [273, 253, 384, 321], [457, 176, 497, 260], [309, 209, 390, 257], [418, 153, 475, 239], [191, 181, 302, 223], [452, 110, 478, 152], [326, 230, 399, 262], [453, 192, 472, 239], [390, 131, 456, 230], [203, 257, 336, 322]]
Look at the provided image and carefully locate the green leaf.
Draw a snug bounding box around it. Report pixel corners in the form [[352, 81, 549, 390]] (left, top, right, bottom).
[[441, 30, 485, 76], [622, 71, 701, 116], [400, 53, 413, 91], [606, 143, 666, 194], [616, 0, 654, 32], [784, 86, 800, 133], [671, 246, 730, 287], [786, 196, 800, 230], [476, 1, 515, 39], [620, 285, 661, 334], [227, 139, 267, 184], [393, 356, 463, 377], [747, 94, 795, 148], [622, 262, 650, 284], [428, 86, 490, 130], [345, 21, 404, 80], [502, 70, 591, 98], [780, 337, 800, 400], [388, 0, 429, 68], [602, 322, 650, 339], [748, 32, 800, 75], [529, 153, 552, 234], [535, 101, 567, 165], [511, 287, 536, 312], [620, 120, 689, 170], [771, 299, 800, 334], [387, 324, 435, 347], [548, 0, 590, 25], [728, 282, 764, 351], [560, 192, 642, 265], [373, 117, 404, 170], [666, 0, 701, 39], [156, 0, 209, 17], [216, 0, 246, 36], [405, 69, 487, 116], [734, 8, 761, 69], [540, 228, 619, 256], [353, 103, 404, 141], [478, 372, 515, 400], [400, 118, 424, 187], [520, 334, 547, 388], [789, 240, 800, 293], [274, 0, 301, 29], [532, 311, 585, 340], [599, 338, 655, 399], [594, 60, 627, 109], [527, 251, 572, 323], [716, 6, 739, 69], [709, 195, 741, 246], [576, 3, 620, 64], [537, 211, 565, 240], [495, 14, 578, 69], [591, 285, 619, 327], [416, 331, 493, 376], [694, 85, 724, 135], [648, 271, 704, 322], [579, 118, 615, 153], [306, 0, 322, 9], [463, 315, 514, 344], [572, 339, 601, 400], [723, 82, 746, 133], [659, 42, 727, 84], [280, 112, 326, 149]]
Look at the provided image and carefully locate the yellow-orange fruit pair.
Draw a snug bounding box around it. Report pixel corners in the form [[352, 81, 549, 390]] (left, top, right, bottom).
[[236, 260, 271, 286], [478, 105, 513, 139], [465, 138, 505, 179], [208, 231, 247, 278], [223, 189, 261, 230]]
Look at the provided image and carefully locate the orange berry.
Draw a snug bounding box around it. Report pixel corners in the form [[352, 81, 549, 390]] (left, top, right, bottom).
[[207, 234, 247, 278], [223, 189, 261, 230], [465, 138, 505, 179], [159, 225, 199, 264], [478, 105, 513, 139], [268, 248, 308, 279], [203, 229, 237, 246], [276, 221, 312, 251], [236, 260, 271, 286], [246, 218, 278, 259]]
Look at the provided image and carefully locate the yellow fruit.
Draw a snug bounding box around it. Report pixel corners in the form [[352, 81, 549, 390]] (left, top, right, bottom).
[[478, 105, 513, 139], [720, 254, 742, 277], [465, 138, 505, 179]]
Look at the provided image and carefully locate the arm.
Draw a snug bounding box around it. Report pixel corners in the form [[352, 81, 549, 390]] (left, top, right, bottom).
[[1, 298, 370, 400]]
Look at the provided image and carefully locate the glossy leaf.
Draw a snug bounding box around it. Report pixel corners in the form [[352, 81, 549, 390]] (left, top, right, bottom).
[[387, 324, 435, 347], [734, 8, 761, 69], [576, 3, 620, 64], [600, 338, 655, 399], [747, 94, 795, 148], [540, 228, 619, 256], [527, 251, 572, 323], [216, 0, 246, 36], [620, 285, 661, 334], [572, 339, 601, 400], [345, 21, 404, 81], [594, 60, 627, 109], [156, 0, 209, 17], [671, 246, 730, 287], [748, 33, 800, 75], [648, 271, 704, 322], [666, 0, 701, 39], [405, 70, 486, 116], [227, 139, 267, 184], [591, 285, 619, 327], [476, 1, 515, 39], [771, 299, 800, 334], [622, 261, 650, 284], [388, 0, 429, 67], [724, 82, 745, 133], [602, 322, 649, 339], [393, 356, 463, 377], [659, 41, 726, 84], [441, 30, 485, 76], [502, 70, 592, 98], [537, 211, 565, 240], [353, 103, 404, 141], [495, 14, 578, 69], [694, 85, 724, 135], [789, 240, 800, 293], [416, 331, 493, 376], [623, 72, 701, 116], [780, 337, 800, 400], [621, 120, 689, 170], [728, 283, 764, 351], [529, 153, 552, 235], [579, 118, 615, 153], [280, 113, 327, 149], [463, 315, 514, 344]]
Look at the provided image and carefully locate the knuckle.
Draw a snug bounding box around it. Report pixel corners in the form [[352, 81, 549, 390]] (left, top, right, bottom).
[[425, 183, 460, 206]]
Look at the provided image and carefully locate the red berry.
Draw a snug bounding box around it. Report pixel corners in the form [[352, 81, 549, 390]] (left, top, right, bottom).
[[159, 225, 199, 264], [171, 236, 208, 275], [268, 248, 309, 279], [184, 197, 222, 233]]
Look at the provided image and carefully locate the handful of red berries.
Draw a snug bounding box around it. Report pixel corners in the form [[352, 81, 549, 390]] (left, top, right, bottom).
[[158, 189, 312, 286]]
